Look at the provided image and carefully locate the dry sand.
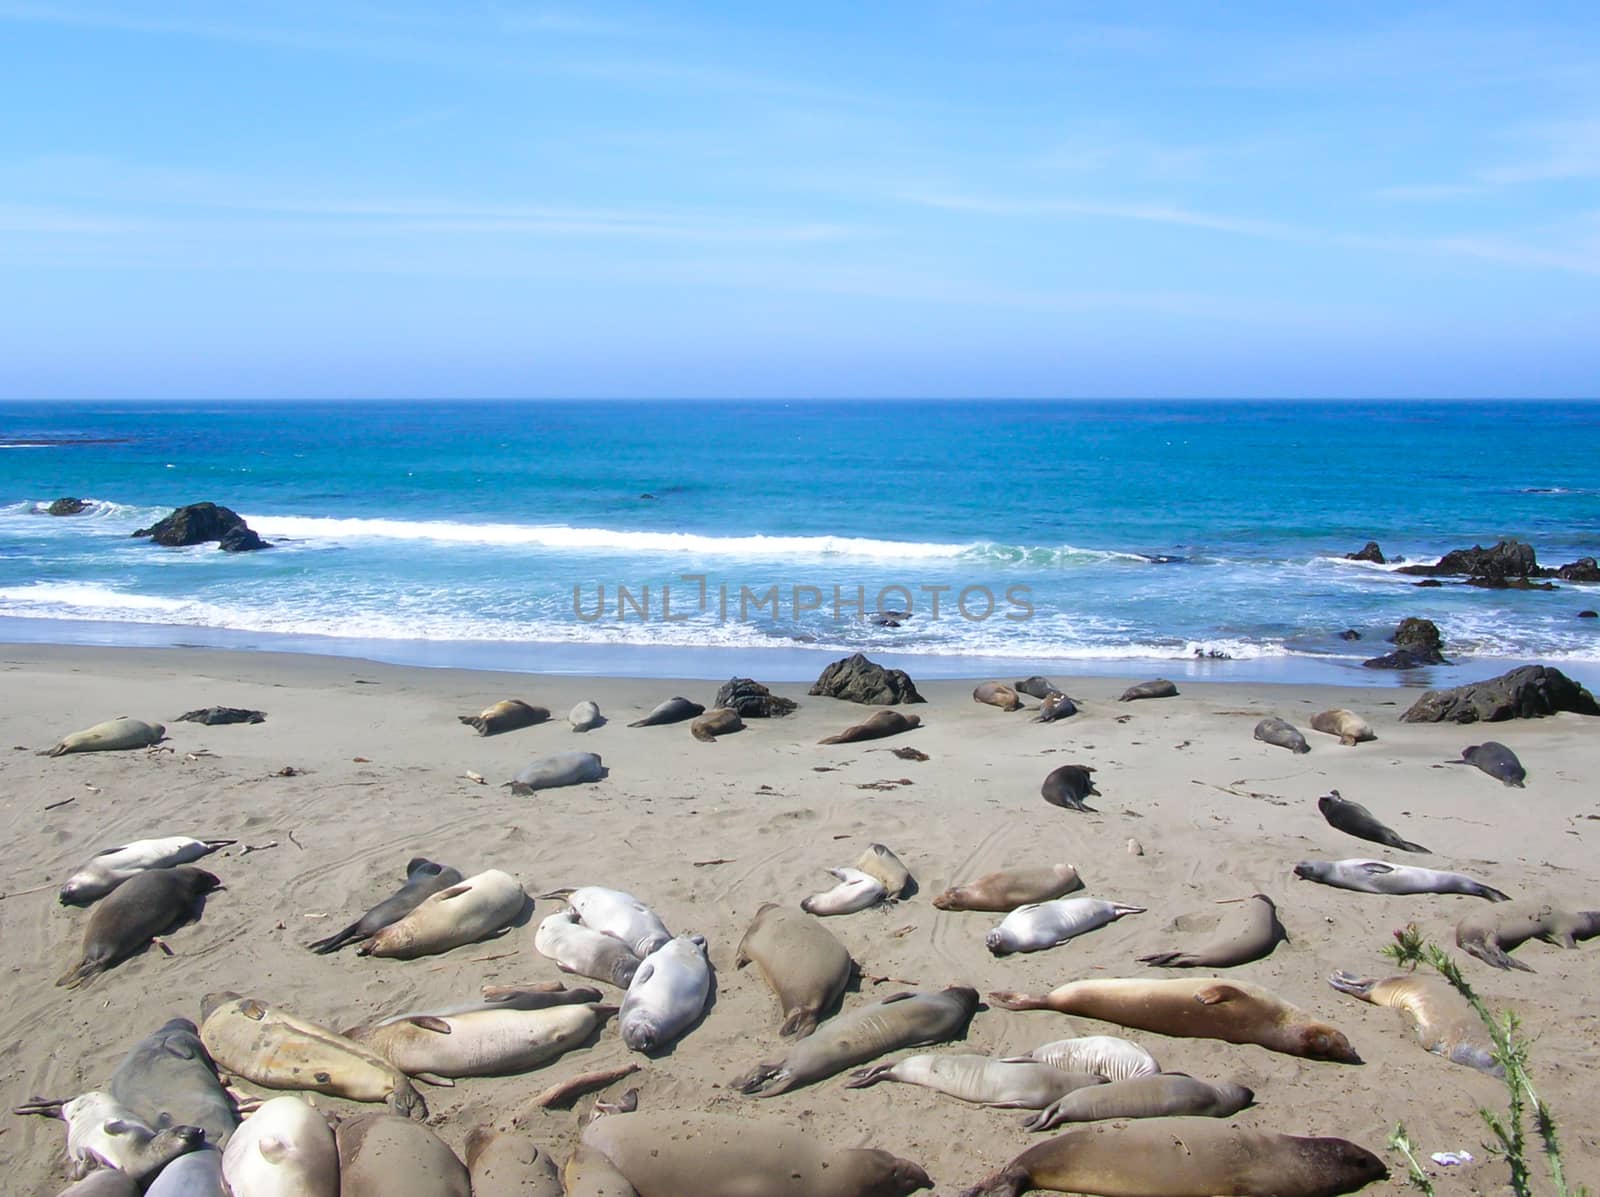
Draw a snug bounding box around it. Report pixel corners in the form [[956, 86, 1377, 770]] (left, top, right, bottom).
[[2, 642, 1598, 1195]]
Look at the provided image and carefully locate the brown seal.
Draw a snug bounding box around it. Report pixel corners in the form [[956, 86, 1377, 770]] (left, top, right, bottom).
[[1022, 1073, 1255, 1132], [956, 1118, 1387, 1197], [1455, 899, 1600, 971], [973, 682, 1023, 711], [1118, 679, 1177, 702], [336, 1113, 470, 1197], [458, 699, 549, 736], [57, 866, 222, 988], [464, 1126, 563, 1197], [1137, 894, 1286, 969], [735, 903, 854, 1037], [1310, 708, 1377, 745], [933, 863, 1082, 912], [818, 710, 921, 744], [690, 707, 744, 742], [988, 977, 1360, 1063], [1328, 971, 1500, 1075]]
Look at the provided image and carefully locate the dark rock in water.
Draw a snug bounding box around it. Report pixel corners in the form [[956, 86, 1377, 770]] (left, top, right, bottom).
[[47, 497, 90, 516], [1580, 610, 1598, 619], [639, 493, 655, 500], [1345, 541, 1386, 564], [809, 653, 925, 705], [869, 609, 911, 628], [713, 677, 797, 718], [134, 502, 269, 551], [219, 525, 269, 552], [1397, 538, 1541, 581], [1556, 557, 1600, 582], [1413, 579, 1444, 588], [1363, 617, 1448, 669], [177, 706, 267, 725], [1466, 576, 1556, 591], [1338, 629, 1362, 641], [1401, 664, 1600, 724]]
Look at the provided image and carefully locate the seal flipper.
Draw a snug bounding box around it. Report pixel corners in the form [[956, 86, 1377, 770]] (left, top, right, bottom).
[[1194, 982, 1247, 1006], [1463, 939, 1536, 972], [308, 919, 370, 954], [843, 1063, 896, 1089]]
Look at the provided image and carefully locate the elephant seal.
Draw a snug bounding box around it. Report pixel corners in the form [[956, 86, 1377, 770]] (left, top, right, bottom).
[[336, 1113, 470, 1197], [218, 1095, 337, 1197], [956, 1119, 1387, 1197], [1457, 741, 1527, 787], [60, 836, 235, 906], [736, 902, 853, 1037], [690, 707, 743, 742], [1034, 691, 1078, 723], [1455, 899, 1600, 971], [974, 682, 1023, 711], [347, 1004, 612, 1078], [15, 1092, 205, 1182], [308, 857, 464, 953], [733, 986, 980, 1096], [1015, 676, 1059, 700], [934, 864, 1082, 912], [846, 1054, 1105, 1109], [988, 977, 1360, 1063], [108, 1017, 237, 1148], [1023, 1073, 1255, 1131], [1118, 679, 1177, 702], [987, 898, 1145, 956], [628, 697, 704, 727], [802, 867, 887, 915], [506, 751, 604, 793], [1294, 858, 1509, 901], [374, 983, 605, 1023], [1328, 970, 1500, 1075], [144, 1147, 225, 1197], [42, 717, 166, 756], [819, 710, 921, 744], [581, 1111, 932, 1197], [1137, 894, 1286, 968], [535, 908, 641, 987], [55, 1174, 138, 1197], [1310, 709, 1377, 746], [551, 886, 672, 958], [569, 700, 604, 732], [58, 866, 222, 988], [855, 842, 913, 897], [459, 699, 549, 736], [620, 934, 711, 1053], [1000, 1035, 1159, 1081], [358, 869, 526, 958], [1317, 791, 1428, 854], [1254, 716, 1310, 754], [563, 1144, 640, 1197], [199, 992, 426, 1118], [465, 1127, 563, 1197], [1041, 764, 1098, 812]]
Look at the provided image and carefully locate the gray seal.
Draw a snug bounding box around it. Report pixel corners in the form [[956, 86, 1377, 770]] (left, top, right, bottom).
[[986, 898, 1144, 956], [735, 902, 853, 1037], [144, 1146, 226, 1197], [1040, 764, 1098, 812], [845, 1055, 1105, 1109], [54, 1175, 139, 1197], [1137, 893, 1286, 969], [41, 717, 166, 756], [506, 751, 604, 793], [569, 700, 604, 732], [1318, 790, 1428, 853], [108, 1018, 238, 1148], [58, 866, 223, 989], [1457, 741, 1527, 787], [534, 908, 642, 988], [619, 934, 712, 1054], [1254, 716, 1310, 753], [1455, 900, 1600, 971], [60, 836, 235, 907], [1022, 1073, 1255, 1131], [1294, 858, 1509, 901], [628, 697, 704, 727], [309, 857, 464, 953], [1014, 676, 1059, 700], [1033, 692, 1078, 723], [15, 1092, 206, 1183], [1118, 679, 1177, 702], [458, 699, 549, 736]]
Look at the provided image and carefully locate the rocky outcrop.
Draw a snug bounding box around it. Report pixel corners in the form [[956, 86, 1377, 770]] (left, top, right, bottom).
[[1556, 557, 1600, 582], [133, 502, 270, 551], [809, 653, 925, 705], [46, 497, 90, 516], [1338, 629, 1362, 641], [713, 678, 798, 718], [1344, 541, 1386, 564], [1400, 665, 1600, 723], [1398, 539, 1538, 581], [218, 525, 268, 552], [1362, 617, 1449, 669]]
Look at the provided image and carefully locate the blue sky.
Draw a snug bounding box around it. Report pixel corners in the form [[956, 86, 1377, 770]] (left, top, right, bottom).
[[2, 2, 1597, 398]]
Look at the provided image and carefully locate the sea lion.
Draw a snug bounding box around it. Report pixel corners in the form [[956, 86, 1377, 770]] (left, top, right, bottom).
[[1023, 1073, 1255, 1131], [55, 1173, 138, 1197], [1015, 676, 1059, 700], [1118, 679, 1177, 702], [1328, 971, 1501, 1075], [551, 886, 672, 958], [736, 902, 854, 1037], [15, 1092, 205, 1182], [1455, 899, 1600, 971], [308, 857, 464, 953], [506, 751, 604, 793], [620, 934, 712, 1053], [987, 898, 1145, 956], [855, 842, 913, 897], [199, 992, 426, 1118], [628, 697, 704, 727], [465, 1126, 563, 1197], [569, 700, 604, 732], [1310, 709, 1377, 746], [934, 864, 1083, 912], [845, 1054, 1105, 1108], [733, 986, 980, 1096], [1316, 791, 1427, 853], [459, 699, 549, 736], [956, 1119, 1387, 1197], [988, 978, 1360, 1063], [1034, 691, 1078, 723], [1000, 1035, 1159, 1081], [563, 1144, 640, 1197], [144, 1147, 226, 1197], [801, 867, 887, 915], [59, 836, 236, 906], [218, 1095, 338, 1197], [336, 1113, 470, 1197], [347, 1002, 612, 1079], [1458, 741, 1527, 787], [819, 710, 921, 744], [358, 869, 527, 958], [108, 1017, 237, 1148], [57, 866, 223, 988], [581, 1111, 932, 1197], [535, 908, 642, 988], [1041, 764, 1098, 812], [42, 717, 166, 756], [1294, 858, 1509, 901], [1137, 894, 1286, 968], [690, 706, 743, 742], [1254, 716, 1310, 754], [974, 682, 1023, 711]]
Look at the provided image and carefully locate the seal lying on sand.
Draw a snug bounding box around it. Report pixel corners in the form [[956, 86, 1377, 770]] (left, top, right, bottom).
[[1034, 692, 1078, 723], [108, 1017, 238, 1148], [1328, 970, 1501, 1075], [802, 867, 887, 915], [855, 842, 913, 896], [466, 1127, 562, 1197], [42, 717, 166, 756], [1455, 899, 1600, 971], [1137, 893, 1286, 968], [347, 1003, 614, 1079], [1456, 741, 1527, 787], [569, 700, 604, 732], [1118, 679, 1177, 702], [620, 934, 711, 1054], [220, 1095, 338, 1197], [1022, 1073, 1255, 1131], [358, 869, 526, 959], [506, 752, 604, 793], [309, 858, 464, 953], [57, 866, 222, 989], [1015, 676, 1060, 700], [458, 699, 548, 736], [1041, 764, 1098, 812], [14, 1092, 205, 1182], [550, 886, 672, 958], [1310, 709, 1377, 745], [986, 898, 1144, 956], [1316, 791, 1428, 854], [973, 682, 1023, 711], [1000, 1035, 1159, 1081], [1254, 716, 1310, 753], [336, 1113, 470, 1197], [818, 710, 921, 744], [144, 1147, 224, 1197], [934, 864, 1083, 912], [690, 707, 743, 742], [1294, 858, 1509, 901], [628, 697, 703, 727], [845, 1055, 1104, 1109], [536, 908, 642, 988], [60, 836, 235, 906], [736, 903, 853, 1037]]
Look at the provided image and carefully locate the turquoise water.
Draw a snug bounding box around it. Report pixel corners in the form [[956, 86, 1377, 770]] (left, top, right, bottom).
[[2, 399, 1597, 684]]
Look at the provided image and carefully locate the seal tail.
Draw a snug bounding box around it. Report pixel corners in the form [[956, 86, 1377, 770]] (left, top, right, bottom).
[[201, 838, 238, 853], [308, 919, 368, 954], [1472, 884, 1512, 903], [534, 887, 576, 901], [986, 990, 1048, 1011], [55, 958, 101, 989], [843, 1063, 896, 1089], [12, 1097, 67, 1118], [1137, 950, 1197, 968], [729, 1062, 788, 1096], [1461, 940, 1535, 972], [778, 1008, 820, 1038], [39, 743, 69, 757], [458, 715, 490, 735], [1389, 836, 1431, 854]]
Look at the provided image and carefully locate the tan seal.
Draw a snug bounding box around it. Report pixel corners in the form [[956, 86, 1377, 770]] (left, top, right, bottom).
[[973, 682, 1023, 711], [735, 902, 853, 1037], [1022, 1073, 1254, 1132], [818, 710, 921, 744], [1455, 899, 1600, 971], [42, 717, 166, 757], [845, 1054, 1105, 1109], [855, 842, 913, 897], [690, 707, 743, 742], [336, 1113, 470, 1197], [358, 869, 526, 959], [345, 1003, 613, 1079], [1327, 970, 1500, 1075], [465, 1127, 563, 1197], [1310, 708, 1377, 745], [933, 863, 1082, 912], [458, 699, 549, 736]]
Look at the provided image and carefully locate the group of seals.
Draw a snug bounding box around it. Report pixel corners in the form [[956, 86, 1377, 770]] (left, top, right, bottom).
[[59, 836, 234, 906], [356, 869, 527, 959], [309, 858, 464, 953]]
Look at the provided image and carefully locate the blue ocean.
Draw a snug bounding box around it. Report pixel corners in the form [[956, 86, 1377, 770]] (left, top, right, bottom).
[[2, 399, 1597, 686]]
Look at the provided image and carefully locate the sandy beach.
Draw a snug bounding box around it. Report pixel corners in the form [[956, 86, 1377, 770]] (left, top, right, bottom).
[[3, 641, 1598, 1195]]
